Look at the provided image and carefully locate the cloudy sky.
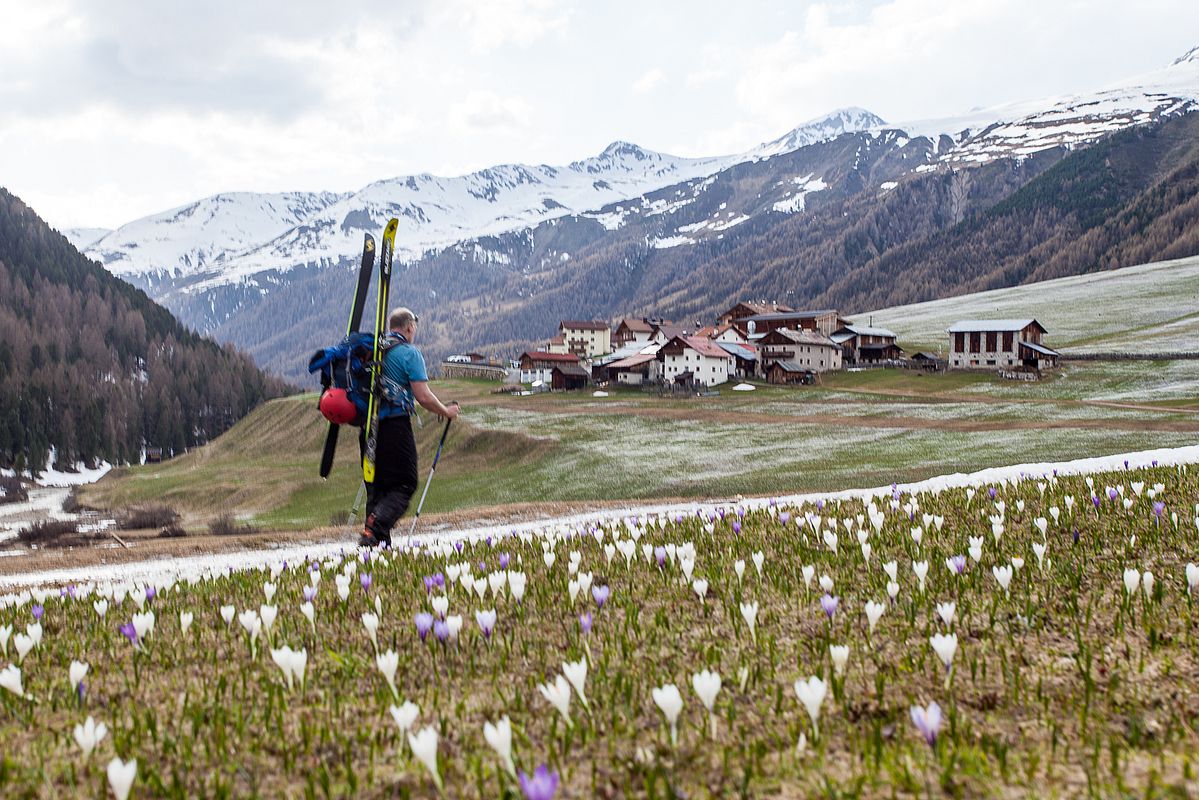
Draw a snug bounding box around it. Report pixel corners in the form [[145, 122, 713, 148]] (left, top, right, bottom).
[[2, 0, 1196, 230]]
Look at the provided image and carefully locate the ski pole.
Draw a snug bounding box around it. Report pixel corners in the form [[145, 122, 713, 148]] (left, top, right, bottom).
[[408, 416, 453, 537]]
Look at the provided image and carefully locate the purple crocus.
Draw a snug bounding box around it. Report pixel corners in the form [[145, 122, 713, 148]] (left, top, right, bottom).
[[76, 681, 86, 701], [31, 604, 43, 621], [519, 764, 560, 800], [119, 622, 139, 645], [432, 573, 445, 589], [820, 594, 839, 620], [360, 573, 372, 593], [579, 611, 593, 636], [732, 521, 742, 535], [1124, 459, 1130, 470], [779, 511, 791, 527], [455, 540, 465, 553], [817, 499, 826, 511], [1092, 495, 1101, 510], [423, 575, 436, 594], [654, 546, 666, 568], [911, 701, 942, 747], [303, 586, 317, 603], [415, 612, 434, 642], [1153, 501, 1165, 519], [433, 619, 450, 643], [988, 487, 997, 500], [499, 553, 511, 569], [1108, 487, 1119, 502], [949, 555, 967, 575], [592, 585, 610, 609], [145, 586, 156, 602], [1073, 528, 1080, 544]]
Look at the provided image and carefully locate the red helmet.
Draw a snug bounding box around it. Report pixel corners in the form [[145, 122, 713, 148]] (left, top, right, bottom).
[[319, 388, 358, 425]]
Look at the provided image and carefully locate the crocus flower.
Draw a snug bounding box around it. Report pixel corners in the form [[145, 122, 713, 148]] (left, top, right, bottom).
[[360, 573, 372, 593], [732, 521, 742, 535], [484, 716, 517, 778], [408, 726, 443, 791], [303, 586, 317, 603], [499, 553, 511, 569], [415, 612, 434, 642], [654, 546, 666, 568], [820, 594, 839, 620], [73, 716, 107, 760], [433, 619, 450, 643], [31, 604, 43, 622], [476, 609, 497, 640], [652, 683, 685, 746], [910, 701, 942, 747], [947, 555, 967, 575], [106, 757, 137, 800], [118, 622, 139, 647], [579, 611, 593, 635], [519, 764, 559, 800], [0, 664, 23, 697], [793, 676, 827, 739], [592, 585, 610, 609]]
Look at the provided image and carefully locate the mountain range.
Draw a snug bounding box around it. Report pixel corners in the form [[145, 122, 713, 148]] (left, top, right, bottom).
[[66, 48, 1199, 380]]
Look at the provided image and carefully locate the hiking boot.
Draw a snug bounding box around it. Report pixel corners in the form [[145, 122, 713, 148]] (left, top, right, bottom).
[[357, 529, 382, 548]]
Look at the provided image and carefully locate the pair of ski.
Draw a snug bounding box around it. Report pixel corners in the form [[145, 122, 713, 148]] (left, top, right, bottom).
[[318, 219, 399, 482]]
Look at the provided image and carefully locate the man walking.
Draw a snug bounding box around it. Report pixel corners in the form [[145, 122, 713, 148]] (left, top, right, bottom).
[[359, 307, 459, 548]]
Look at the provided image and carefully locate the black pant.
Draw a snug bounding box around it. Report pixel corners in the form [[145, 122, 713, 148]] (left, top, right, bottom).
[[359, 415, 419, 541]]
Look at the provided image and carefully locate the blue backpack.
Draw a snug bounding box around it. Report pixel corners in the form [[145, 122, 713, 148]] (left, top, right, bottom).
[[308, 332, 413, 425]]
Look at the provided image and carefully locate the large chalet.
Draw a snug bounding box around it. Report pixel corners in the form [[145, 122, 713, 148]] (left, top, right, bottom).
[[946, 320, 1059, 370]]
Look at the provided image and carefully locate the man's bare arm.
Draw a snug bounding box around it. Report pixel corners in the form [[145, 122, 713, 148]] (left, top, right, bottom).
[[411, 381, 460, 419]]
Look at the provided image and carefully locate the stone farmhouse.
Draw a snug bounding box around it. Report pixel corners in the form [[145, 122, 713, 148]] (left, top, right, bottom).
[[946, 320, 1059, 370]]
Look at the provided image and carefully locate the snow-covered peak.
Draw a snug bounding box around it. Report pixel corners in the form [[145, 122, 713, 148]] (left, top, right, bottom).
[[62, 227, 111, 251], [1171, 45, 1199, 67], [753, 107, 887, 158], [90, 190, 348, 277]]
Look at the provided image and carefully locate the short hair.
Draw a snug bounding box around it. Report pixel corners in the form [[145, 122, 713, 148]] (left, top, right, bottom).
[[388, 307, 417, 330]]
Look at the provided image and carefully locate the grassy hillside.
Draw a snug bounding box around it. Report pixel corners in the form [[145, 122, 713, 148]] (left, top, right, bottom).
[[866, 253, 1199, 353]]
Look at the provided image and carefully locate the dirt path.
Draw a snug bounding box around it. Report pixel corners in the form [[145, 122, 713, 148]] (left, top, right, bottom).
[[0, 497, 690, 580]]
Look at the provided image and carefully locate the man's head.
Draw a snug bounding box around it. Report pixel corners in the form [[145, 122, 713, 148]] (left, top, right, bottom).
[[388, 307, 419, 340]]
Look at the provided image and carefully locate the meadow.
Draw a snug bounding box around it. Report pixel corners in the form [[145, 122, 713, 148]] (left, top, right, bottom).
[[3, 460, 1199, 797]]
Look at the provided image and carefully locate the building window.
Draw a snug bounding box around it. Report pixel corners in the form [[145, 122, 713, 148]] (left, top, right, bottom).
[[986, 332, 997, 351], [970, 333, 981, 353], [955, 333, 965, 352], [1003, 332, 1013, 351]]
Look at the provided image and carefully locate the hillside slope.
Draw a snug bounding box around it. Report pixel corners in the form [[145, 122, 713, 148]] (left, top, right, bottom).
[[0, 189, 290, 471]]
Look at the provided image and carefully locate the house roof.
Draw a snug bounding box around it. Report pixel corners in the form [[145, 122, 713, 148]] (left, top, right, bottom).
[[747, 309, 838, 323], [723, 301, 794, 317], [653, 323, 692, 340], [716, 341, 758, 361], [769, 360, 810, 373], [552, 363, 592, 378], [836, 324, 898, 339], [608, 353, 657, 369], [859, 343, 905, 353], [547, 334, 566, 345], [617, 318, 654, 333], [946, 319, 1045, 334], [911, 352, 944, 361], [764, 328, 839, 347], [1020, 341, 1060, 357], [829, 332, 854, 344], [560, 320, 610, 331], [662, 335, 732, 359], [520, 351, 580, 363]]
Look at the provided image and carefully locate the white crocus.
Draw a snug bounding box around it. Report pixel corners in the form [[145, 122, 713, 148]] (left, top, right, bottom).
[[936, 602, 956, 627], [829, 644, 850, 677], [734, 560, 746, 583], [69, 660, 88, 692], [300, 602, 316, 630], [220, 605, 235, 626], [740, 601, 759, 643], [538, 674, 573, 727], [107, 757, 137, 800], [362, 612, 379, 650], [259, 605, 278, 637], [1142, 570, 1155, 599], [992, 565, 1013, 596], [864, 600, 886, 635], [1123, 568, 1140, 596], [179, 611, 194, 636], [376, 650, 400, 700], [0, 624, 9, 658], [691, 669, 722, 737], [93, 600, 109, 619], [912, 561, 929, 593], [73, 716, 108, 760], [563, 658, 589, 709], [752, 551, 765, 576], [930, 633, 958, 687], [408, 725, 443, 791], [483, 716, 517, 777], [389, 700, 420, 741], [883, 561, 898, 582], [1186, 563, 1199, 595], [1032, 542, 1047, 572], [263, 581, 276, 603], [652, 683, 685, 746], [508, 571, 528, 603], [793, 676, 827, 739], [14, 633, 34, 664], [691, 579, 708, 602], [0, 664, 23, 697]]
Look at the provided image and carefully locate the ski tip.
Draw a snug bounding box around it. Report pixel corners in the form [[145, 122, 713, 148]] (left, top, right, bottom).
[[384, 218, 399, 236], [364, 233, 375, 250]]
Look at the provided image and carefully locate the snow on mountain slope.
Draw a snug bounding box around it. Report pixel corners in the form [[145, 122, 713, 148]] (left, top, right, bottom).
[[63, 227, 111, 251], [88, 191, 349, 277], [893, 48, 1199, 166], [84, 109, 884, 290]]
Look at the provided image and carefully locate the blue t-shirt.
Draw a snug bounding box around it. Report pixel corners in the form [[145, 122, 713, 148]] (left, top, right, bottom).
[[380, 337, 428, 416]]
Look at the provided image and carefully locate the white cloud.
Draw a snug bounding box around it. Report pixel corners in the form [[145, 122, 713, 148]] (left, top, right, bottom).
[[448, 91, 533, 135], [632, 68, 667, 94]]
